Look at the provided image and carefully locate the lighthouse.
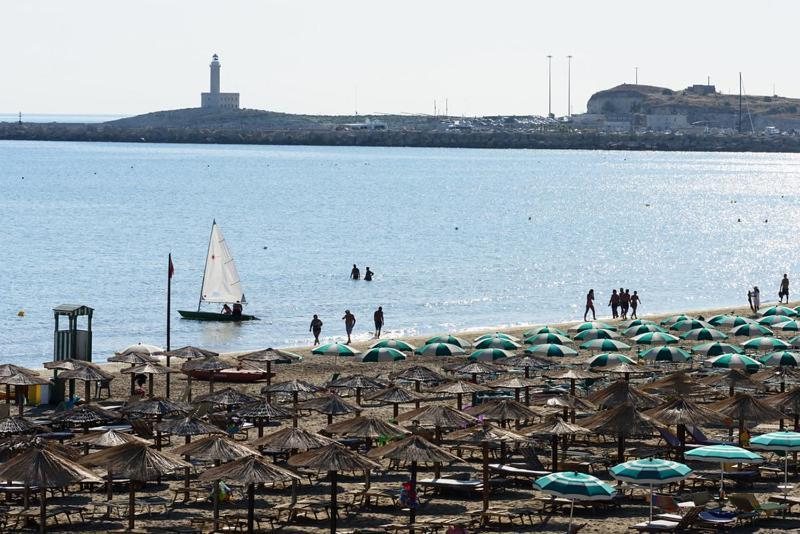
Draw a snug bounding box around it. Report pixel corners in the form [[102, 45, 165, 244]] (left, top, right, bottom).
[[201, 53, 240, 110]]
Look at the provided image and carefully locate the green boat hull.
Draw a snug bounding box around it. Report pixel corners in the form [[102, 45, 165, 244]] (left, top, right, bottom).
[[178, 310, 259, 322]]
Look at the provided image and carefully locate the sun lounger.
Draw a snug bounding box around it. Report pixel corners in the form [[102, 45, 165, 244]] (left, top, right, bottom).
[[729, 493, 787, 521], [769, 493, 800, 512], [489, 463, 549, 479], [686, 425, 734, 446], [630, 506, 702, 531], [697, 509, 737, 528], [417, 477, 483, 495]]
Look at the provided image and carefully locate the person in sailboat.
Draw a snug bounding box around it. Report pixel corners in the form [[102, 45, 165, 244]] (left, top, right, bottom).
[[342, 309, 356, 344], [232, 301, 243, 319], [221, 304, 232, 315], [350, 264, 361, 280]]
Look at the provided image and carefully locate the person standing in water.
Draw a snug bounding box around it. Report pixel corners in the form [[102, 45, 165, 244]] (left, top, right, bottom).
[[753, 286, 761, 313], [630, 291, 641, 319], [342, 309, 356, 344], [309, 315, 323, 345], [373, 306, 384, 338], [780, 274, 790, 304], [350, 264, 360, 280], [584, 289, 596, 321], [364, 267, 374, 281], [747, 288, 755, 313]]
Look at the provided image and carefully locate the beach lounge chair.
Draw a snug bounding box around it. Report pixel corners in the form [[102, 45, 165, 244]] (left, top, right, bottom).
[[417, 477, 483, 496], [489, 463, 549, 481], [768, 493, 800, 512], [729, 493, 787, 521], [629, 506, 702, 531], [697, 509, 737, 529], [650, 494, 681, 521], [686, 425, 733, 446]]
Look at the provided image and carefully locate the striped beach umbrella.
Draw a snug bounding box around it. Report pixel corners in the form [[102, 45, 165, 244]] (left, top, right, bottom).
[[579, 339, 631, 352], [586, 353, 635, 368], [312, 343, 360, 356], [777, 320, 800, 332], [474, 332, 519, 342], [640, 346, 692, 363], [370, 339, 416, 352], [759, 351, 800, 367], [729, 324, 773, 337], [610, 458, 692, 521], [670, 319, 713, 332], [742, 337, 791, 352], [708, 315, 755, 328], [632, 332, 680, 345], [761, 306, 799, 318], [570, 321, 616, 332], [704, 354, 761, 372], [660, 314, 692, 326], [623, 324, 666, 337], [789, 335, 800, 349], [469, 348, 513, 362], [525, 344, 578, 357], [534, 472, 615, 532], [751, 431, 800, 493], [691, 342, 743, 357], [361, 348, 406, 363], [425, 335, 470, 349], [574, 329, 620, 341], [620, 319, 658, 328], [414, 343, 465, 357], [685, 445, 762, 501], [680, 328, 727, 341], [474, 337, 521, 350], [524, 333, 573, 346], [523, 326, 568, 337], [758, 315, 792, 326]]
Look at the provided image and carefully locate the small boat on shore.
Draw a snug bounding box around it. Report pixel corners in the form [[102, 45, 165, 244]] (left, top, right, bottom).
[[178, 220, 259, 322], [184, 368, 272, 383]]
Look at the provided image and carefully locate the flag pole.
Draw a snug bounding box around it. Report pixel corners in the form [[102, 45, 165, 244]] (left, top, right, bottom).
[[166, 253, 173, 398]]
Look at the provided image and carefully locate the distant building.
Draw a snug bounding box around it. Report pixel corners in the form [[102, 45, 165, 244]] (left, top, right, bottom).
[[201, 54, 239, 110], [686, 84, 716, 96]]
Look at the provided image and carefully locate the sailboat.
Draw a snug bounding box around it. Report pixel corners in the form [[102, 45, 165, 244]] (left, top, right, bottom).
[[178, 221, 259, 321]]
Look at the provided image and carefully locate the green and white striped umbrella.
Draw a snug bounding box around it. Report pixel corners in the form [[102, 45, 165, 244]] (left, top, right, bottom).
[[640, 345, 692, 363], [533, 471, 616, 532], [425, 335, 470, 349], [523, 326, 568, 337], [610, 458, 692, 521], [474, 337, 522, 350], [370, 339, 416, 352], [759, 351, 800, 367], [523, 333, 573, 346], [704, 354, 761, 372], [620, 319, 658, 328], [708, 315, 755, 328], [777, 320, 800, 332], [574, 328, 620, 341], [623, 324, 666, 337], [680, 328, 727, 341], [474, 332, 519, 342], [311, 343, 361, 356], [525, 343, 578, 357], [586, 353, 636, 368], [685, 445, 762, 502], [789, 335, 800, 349], [660, 314, 692, 326], [632, 332, 680, 345], [571, 321, 616, 332], [414, 342, 465, 357], [758, 315, 792, 326], [729, 324, 773, 337], [691, 342, 743, 356], [361, 347, 406, 362], [741, 337, 791, 351], [761, 306, 799, 318], [670, 319, 713, 332], [469, 348, 513, 362], [579, 339, 631, 352], [751, 431, 800, 491]]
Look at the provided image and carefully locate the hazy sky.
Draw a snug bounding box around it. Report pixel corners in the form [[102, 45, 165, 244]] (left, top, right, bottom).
[[4, 1, 798, 117]]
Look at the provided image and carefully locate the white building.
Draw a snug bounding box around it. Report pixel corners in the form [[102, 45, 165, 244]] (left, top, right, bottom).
[[201, 54, 240, 110]]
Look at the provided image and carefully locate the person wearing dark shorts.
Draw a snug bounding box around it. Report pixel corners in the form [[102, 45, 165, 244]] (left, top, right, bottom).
[[309, 314, 323, 345], [342, 309, 356, 344], [619, 287, 629, 320], [780, 274, 790, 304], [373, 306, 384, 338], [630, 291, 641, 319], [608, 289, 619, 319], [584, 289, 596, 321]]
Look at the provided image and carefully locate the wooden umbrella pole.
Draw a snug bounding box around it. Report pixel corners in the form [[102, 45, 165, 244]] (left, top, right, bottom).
[[414, 382, 421, 409], [329, 470, 337, 534], [551, 434, 558, 472], [107, 469, 113, 501], [39, 487, 46, 534], [247, 483, 255, 534], [129, 481, 136, 530], [482, 442, 490, 514], [292, 392, 298, 428], [84, 381, 91, 405], [409, 460, 418, 530]]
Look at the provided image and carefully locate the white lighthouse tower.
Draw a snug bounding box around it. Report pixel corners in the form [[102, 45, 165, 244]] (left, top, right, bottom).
[[201, 53, 240, 110]]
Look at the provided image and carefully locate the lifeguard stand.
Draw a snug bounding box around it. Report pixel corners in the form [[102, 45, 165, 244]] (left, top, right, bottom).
[[53, 304, 93, 362]]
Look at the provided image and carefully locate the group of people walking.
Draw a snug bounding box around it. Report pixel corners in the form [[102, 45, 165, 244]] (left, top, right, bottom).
[[583, 288, 641, 321], [309, 306, 384, 345]]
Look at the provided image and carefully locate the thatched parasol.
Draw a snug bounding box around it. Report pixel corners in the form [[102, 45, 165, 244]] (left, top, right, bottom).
[[236, 400, 292, 437], [452, 361, 501, 384], [641, 370, 702, 396], [768, 387, 800, 430], [396, 405, 478, 435], [199, 455, 299, 534], [156, 416, 224, 438], [121, 396, 189, 417], [252, 426, 334, 451], [236, 348, 298, 387], [525, 418, 592, 471], [289, 443, 381, 534], [710, 392, 786, 445], [194, 386, 259, 408], [644, 397, 728, 460], [52, 404, 119, 432], [114, 343, 165, 357], [173, 434, 257, 461], [364, 385, 421, 417], [107, 352, 157, 365], [499, 354, 550, 377], [181, 356, 232, 398], [163, 346, 219, 398], [581, 402, 661, 463], [539, 394, 597, 423], [70, 429, 147, 449], [466, 399, 544, 427], [121, 362, 178, 397], [0, 373, 50, 416], [701, 369, 764, 397], [81, 442, 188, 529], [261, 379, 319, 427], [0, 416, 41, 436], [588, 380, 663, 410], [487, 376, 539, 404], [43, 360, 106, 400], [0, 364, 39, 377], [297, 392, 358, 425], [328, 374, 383, 405], [545, 368, 595, 395], [0, 446, 101, 533], [391, 366, 444, 408], [324, 415, 409, 443], [603, 361, 647, 381], [367, 435, 462, 528], [433, 380, 489, 410], [58, 365, 112, 405]]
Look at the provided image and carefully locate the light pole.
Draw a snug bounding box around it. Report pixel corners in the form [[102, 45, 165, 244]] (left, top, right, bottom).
[[547, 55, 553, 118], [567, 55, 572, 118], [635, 66, 639, 85]]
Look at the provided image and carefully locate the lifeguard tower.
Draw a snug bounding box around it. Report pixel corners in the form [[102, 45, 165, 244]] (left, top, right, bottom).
[[51, 304, 94, 404]]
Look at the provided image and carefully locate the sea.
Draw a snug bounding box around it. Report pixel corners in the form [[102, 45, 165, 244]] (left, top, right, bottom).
[[2, 140, 799, 368]]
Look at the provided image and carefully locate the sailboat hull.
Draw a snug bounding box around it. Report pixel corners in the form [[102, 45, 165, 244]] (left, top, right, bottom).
[[178, 310, 259, 322]]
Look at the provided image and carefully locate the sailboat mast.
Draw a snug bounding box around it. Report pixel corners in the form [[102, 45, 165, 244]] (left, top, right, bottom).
[[738, 72, 742, 134], [197, 220, 216, 312]]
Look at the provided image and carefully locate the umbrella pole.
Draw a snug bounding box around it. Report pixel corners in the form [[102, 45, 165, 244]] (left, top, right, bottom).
[[568, 499, 575, 533], [409, 460, 417, 530], [166, 355, 171, 399], [149, 375, 154, 397], [482, 442, 490, 514], [107, 469, 113, 501], [187, 375, 193, 403], [209, 371, 215, 394], [393, 403, 399, 418], [247, 483, 255, 534], [266, 362, 272, 387], [525, 387, 530, 406], [84, 381, 91, 405], [356, 387, 361, 406], [415, 382, 421, 409], [677, 424, 685, 462], [293, 392, 298, 428], [649, 483, 654, 522], [39, 487, 46, 534], [551, 435, 558, 471], [618, 435, 625, 464], [130, 366, 135, 395], [129, 481, 136, 530], [330, 470, 337, 534], [719, 463, 724, 504], [457, 393, 462, 411]]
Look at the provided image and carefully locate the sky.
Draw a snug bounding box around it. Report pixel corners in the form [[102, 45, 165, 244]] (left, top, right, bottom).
[[3, 0, 799, 117]]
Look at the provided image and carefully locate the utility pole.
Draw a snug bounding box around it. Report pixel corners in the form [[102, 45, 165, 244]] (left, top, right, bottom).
[[738, 72, 742, 134], [445, 98, 448, 117], [567, 55, 572, 118], [634, 66, 639, 85], [547, 55, 553, 118]]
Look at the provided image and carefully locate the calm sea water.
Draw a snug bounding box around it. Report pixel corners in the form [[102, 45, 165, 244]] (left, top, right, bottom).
[[2, 141, 799, 367]]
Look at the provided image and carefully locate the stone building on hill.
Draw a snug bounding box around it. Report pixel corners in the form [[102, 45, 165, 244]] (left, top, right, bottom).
[[201, 54, 240, 110]]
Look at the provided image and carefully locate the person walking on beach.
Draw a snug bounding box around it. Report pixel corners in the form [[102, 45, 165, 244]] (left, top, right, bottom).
[[350, 264, 361, 280], [364, 267, 374, 282], [780, 274, 790, 304], [373, 306, 384, 338], [753, 286, 761, 313], [747, 288, 755, 313], [608, 289, 620, 319], [584, 290, 596, 321], [630, 291, 641, 319], [342, 309, 356, 344], [309, 314, 323, 345], [620, 288, 630, 320]]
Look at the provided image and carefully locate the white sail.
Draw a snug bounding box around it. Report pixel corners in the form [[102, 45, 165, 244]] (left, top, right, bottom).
[[200, 222, 246, 304]]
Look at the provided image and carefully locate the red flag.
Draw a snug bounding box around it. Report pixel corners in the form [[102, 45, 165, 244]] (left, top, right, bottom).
[[168, 254, 175, 279]]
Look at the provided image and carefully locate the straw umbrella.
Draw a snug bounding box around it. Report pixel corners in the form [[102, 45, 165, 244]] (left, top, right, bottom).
[[181, 356, 232, 398], [604, 361, 647, 382], [328, 374, 384, 405], [69, 429, 149, 499], [641, 370, 702, 396], [540, 395, 596, 423], [163, 346, 219, 397], [0, 416, 41, 437], [324, 415, 408, 453], [121, 396, 189, 449], [487, 376, 539, 404], [52, 404, 119, 433], [108, 351, 158, 395], [645, 398, 727, 460], [199, 455, 300, 534], [194, 386, 259, 410], [581, 402, 660, 463], [433, 380, 489, 410], [525, 417, 592, 471], [545, 369, 595, 396], [121, 362, 178, 397], [236, 400, 292, 437], [289, 443, 381, 534], [499, 354, 550, 378], [253, 426, 334, 451], [710, 392, 786, 445], [452, 361, 501, 384], [0, 365, 42, 404], [364, 385, 421, 418], [43, 360, 104, 402], [58, 365, 111, 405], [0, 373, 49, 416], [397, 405, 478, 439], [588, 380, 662, 410], [701, 369, 763, 397], [156, 415, 224, 500], [0, 445, 101, 533], [261, 379, 319, 427], [390, 366, 444, 408], [368, 435, 462, 529], [237, 348, 297, 387], [297, 392, 358, 425], [768, 387, 800, 431], [81, 442, 188, 530], [467, 399, 543, 428]]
